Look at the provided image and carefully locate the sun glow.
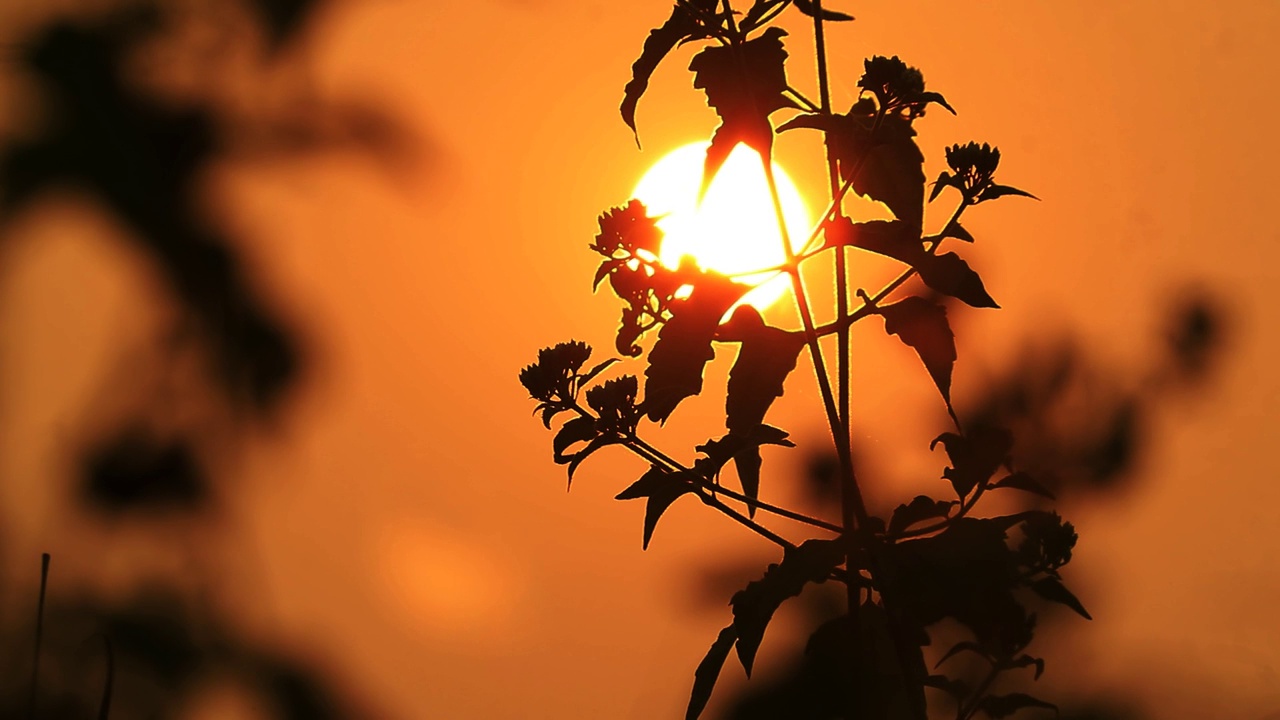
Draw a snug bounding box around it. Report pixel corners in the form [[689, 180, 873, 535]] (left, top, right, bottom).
[[631, 142, 811, 310]]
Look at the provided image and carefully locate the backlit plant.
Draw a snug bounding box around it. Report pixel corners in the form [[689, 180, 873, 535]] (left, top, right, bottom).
[[520, 2, 1085, 717]]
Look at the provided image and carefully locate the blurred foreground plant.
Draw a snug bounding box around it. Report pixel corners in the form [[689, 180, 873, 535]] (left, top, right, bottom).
[[520, 2, 1083, 718]]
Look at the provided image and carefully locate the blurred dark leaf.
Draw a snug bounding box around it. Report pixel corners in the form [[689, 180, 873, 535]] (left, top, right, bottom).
[[888, 495, 956, 536], [686, 625, 737, 720], [931, 425, 1013, 498], [731, 539, 843, 675], [991, 471, 1055, 499], [977, 692, 1059, 719], [249, 0, 324, 47], [616, 466, 698, 549], [689, 27, 795, 193], [1029, 577, 1091, 620], [82, 430, 205, 512]]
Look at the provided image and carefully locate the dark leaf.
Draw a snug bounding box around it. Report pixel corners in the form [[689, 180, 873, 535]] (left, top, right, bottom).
[[1030, 577, 1092, 620], [580, 358, 621, 385], [616, 466, 698, 549], [980, 184, 1040, 202], [942, 222, 975, 243], [793, 0, 853, 21], [732, 539, 844, 674], [923, 674, 969, 702], [552, 416, 597, 463], [1011, 653, 1046, 680], [686, 625, 738, 720], [928, 170, 957, 202], [689, 27, 795, 192], [781, 101, 926, 227], [935, 640, 989, 668], [825, 217, 922, 264], [739, 0, 785, 32], [566, 436, 617, 485], [720, 304, 807, 434], [991, 471, 1056, 499], [930, 425, 1014, 498], [879, 296, 956, 409], [643, 272, 747, 422], [888, 495, 956, 536], [917, 91, 956, 115], [621, 1, 717, 143], [977, 692, 1059, 719], [916, 252, 999, 308], [695, 425, 794, 511], [805, 604, 929, 719]]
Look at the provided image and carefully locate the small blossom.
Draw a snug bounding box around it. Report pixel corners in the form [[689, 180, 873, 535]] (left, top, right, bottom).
[[519, 340, 593, 402], [1017, 511, 1077, 571], [586, 375, 641, 435], [590, 199, 663, 258]]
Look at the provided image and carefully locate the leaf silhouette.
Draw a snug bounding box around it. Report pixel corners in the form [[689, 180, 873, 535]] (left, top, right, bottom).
[[991, 471, 1056, 499], [621, 0, 719, 144], [915, 252, 999, 308], [552, 416, 597, 463], [719, 305, 807, 434], [887, 495, 956, 536], [793, 0, 853, 22], [695, 425, 794, 512], [616, 466, 698, 549], [930, 425, 1014, 498], [1029, 577, 1092, 620], [643, 272, 747, 422], [779, 99, 925, 228], [731, 539, 843, 675], [878, 296, 956, 411], [923, 674, 969, 702], [976, 692, 1059, 719], [689, 27, 795, 193], [686, 625, 738, 720]]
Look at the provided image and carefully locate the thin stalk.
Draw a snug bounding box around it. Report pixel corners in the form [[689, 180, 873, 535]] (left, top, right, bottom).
[[28, 553, 50, 720]]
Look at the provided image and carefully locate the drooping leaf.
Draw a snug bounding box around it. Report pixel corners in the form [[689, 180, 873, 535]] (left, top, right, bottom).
[[976, 692, 1059, 719], [793, 0, 853, 21], [552, 416, 597, 463], [643, 270, 747, 422], [1010, 653, 1047, 680], [991, 471, 1056, 499], [694, 425, 794, 510], [686, 625, 737, 720], [879, 296, 956, 410], [923, 674, 970, 702], [980, 184, 1039, 203], [719, 304, 807, 434], [689, 27, 795, 193], [934, 640, 990, 668], [1029, 577, 1092, 620], [731, 539, 844, 675], [616, 466, 698, 549], [566, 435, 619, 487], [916, 252, 999, 308], [779, 100, 925, 228], [621, 0, 719, 143], [930, 425, 1014, 498], [887, 494, 956, 536]]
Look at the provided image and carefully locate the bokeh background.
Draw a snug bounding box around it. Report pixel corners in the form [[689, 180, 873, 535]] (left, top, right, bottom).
[[0, 0, 1274, 718]]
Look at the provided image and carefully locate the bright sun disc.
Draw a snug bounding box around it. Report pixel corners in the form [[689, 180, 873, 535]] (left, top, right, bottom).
[[632, 142, 810, 310]]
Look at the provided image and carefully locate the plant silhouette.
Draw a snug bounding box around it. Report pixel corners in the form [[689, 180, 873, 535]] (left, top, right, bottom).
[[521, 2, 1094, 718]]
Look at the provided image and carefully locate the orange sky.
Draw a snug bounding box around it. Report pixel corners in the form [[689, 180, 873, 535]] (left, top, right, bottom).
[[1, 0, 1279, 717]]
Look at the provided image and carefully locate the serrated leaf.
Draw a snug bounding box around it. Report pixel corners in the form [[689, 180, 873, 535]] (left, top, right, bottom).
[[731, 539, 844, 675], [616, 466, 697, 549], [689, 27, 795, 193], [643, 272, 747, 422], [879, 296, 956, 410], [720, 304, 807, 434], [793, 0, 853, 21], [888, 495, 956, 536], [695, 425, 794, 511], [916, 252, 999, 308], [686, 625, 737, 720], [1030, 577, 1091, 620], [825, 217, 922, 263], [991, 471, 1056, 499], [621, 1, 718, 143], [977, 692, 1059, 719]]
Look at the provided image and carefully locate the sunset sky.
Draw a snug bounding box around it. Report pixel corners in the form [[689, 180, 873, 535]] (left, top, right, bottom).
[[0, 0, 1278, 717]]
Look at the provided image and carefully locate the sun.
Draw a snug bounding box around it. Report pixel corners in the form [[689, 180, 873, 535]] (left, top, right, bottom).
[[631, 141, 811, 310]]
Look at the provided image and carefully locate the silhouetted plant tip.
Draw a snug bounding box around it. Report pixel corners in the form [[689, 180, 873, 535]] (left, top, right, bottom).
[[520, 1, 1084, 717]]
